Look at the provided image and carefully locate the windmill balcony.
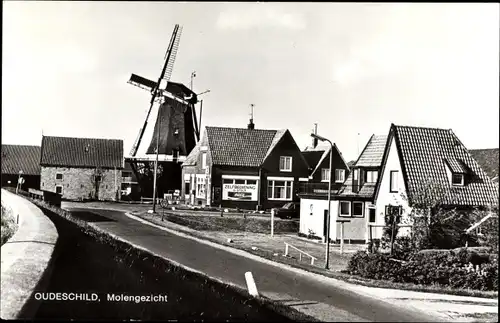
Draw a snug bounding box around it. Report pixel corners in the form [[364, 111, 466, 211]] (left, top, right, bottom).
[[298, 182, 339, 197]]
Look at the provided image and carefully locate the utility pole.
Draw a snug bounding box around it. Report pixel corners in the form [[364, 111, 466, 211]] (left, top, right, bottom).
[[152, 114, 162, 213]]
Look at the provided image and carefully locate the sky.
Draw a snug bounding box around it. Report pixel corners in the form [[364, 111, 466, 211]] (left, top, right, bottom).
[[2, 2, 499, 162]]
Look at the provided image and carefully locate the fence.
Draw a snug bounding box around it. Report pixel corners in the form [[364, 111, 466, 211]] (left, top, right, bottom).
[[284, 242, 317, 265], [28, 188, 62, 207]]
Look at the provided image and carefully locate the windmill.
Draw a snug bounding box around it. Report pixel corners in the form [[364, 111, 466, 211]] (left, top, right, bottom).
[[125, 24, 206, 199]]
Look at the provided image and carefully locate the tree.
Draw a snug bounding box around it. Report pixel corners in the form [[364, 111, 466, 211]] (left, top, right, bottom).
[[402, 178, 497, 250]]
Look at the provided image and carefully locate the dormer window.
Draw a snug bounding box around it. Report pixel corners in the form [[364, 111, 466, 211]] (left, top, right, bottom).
[[365, 170, 378, 183], [444, 158, 467, 187], [452, 173, 464, 186]]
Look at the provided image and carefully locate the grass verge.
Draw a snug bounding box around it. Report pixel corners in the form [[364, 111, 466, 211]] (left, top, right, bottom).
[[133, 211, 499, 300]]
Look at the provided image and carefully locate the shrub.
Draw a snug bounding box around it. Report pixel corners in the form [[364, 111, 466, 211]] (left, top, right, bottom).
[[347, 247, 499, 291], [391, 236, 416, 261], [1, 205, 17, 246], [347, 251, 402, 282]]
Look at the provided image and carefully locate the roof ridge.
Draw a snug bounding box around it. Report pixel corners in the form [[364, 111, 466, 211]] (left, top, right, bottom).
[[392, 124, 453, 132], [205, 126, 278, 132], [42, 135, 123, 142]]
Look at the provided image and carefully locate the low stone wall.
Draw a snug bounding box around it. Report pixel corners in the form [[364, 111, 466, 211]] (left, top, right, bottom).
[[0, 189, 58, 319]]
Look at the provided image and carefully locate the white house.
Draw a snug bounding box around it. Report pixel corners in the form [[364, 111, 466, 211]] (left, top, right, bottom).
[[299, 124, 499, 243]]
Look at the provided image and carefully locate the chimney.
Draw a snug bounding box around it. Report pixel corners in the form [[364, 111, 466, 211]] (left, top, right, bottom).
[[248, 104, 255, 130], [312, 123, 318, 148]]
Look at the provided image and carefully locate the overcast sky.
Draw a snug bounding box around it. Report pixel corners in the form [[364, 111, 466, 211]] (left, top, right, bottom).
[[2, 2, 499, 162]]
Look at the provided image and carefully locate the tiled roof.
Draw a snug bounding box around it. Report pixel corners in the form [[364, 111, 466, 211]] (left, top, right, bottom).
[[1, 145, 41, 176], [347, 160, 356, 168], [183, 144, 200, 166], [205, 127, 279, 167], [263, 129, 287, 160], [355, 135, 388, 167], [41, 136, 124, 169], [338, 134, 387, 199], [444, 158, 467, 173], [469, 149, 499, 179], [393, 125, 498, 207]]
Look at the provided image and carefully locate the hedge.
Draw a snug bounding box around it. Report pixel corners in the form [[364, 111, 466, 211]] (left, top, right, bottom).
[[347, 248, 498, 291]]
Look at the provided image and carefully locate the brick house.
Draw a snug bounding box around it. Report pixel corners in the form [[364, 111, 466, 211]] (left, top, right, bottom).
[[181, 122, 310, 210], [40, 136, 124, 201], [1, 144, 41, 190]]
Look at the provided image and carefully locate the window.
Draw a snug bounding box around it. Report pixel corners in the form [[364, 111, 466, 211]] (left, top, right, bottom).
[[452, 173, 464, 186], [201, 153, 207, 170], [369, 208, 376, 223], [279, 156, 292, 172], [223, 178, 256, 185], [390, 170, 399, 192], [196, 177, 206, 198], [56, 173, 63, 180], [55, 186, 63, 194], [366, 170, 378, 183], [353, 202, 364, 217], [184, 182, 190, 194], [339, 201, 350, 216], [267, 180, 293, 200], [353, 169, 358, 181], [321, 168, 330, 182], [335, 169, 345, 183], [122, 171, 132, 178]]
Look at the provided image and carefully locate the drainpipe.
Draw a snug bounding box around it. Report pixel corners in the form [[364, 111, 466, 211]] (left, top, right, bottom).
[[257, 167, 262, 210], [114, 167, 117, 201]]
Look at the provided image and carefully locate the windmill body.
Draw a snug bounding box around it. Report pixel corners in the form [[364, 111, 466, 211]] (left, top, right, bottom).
[[124, 24, 202, 199]]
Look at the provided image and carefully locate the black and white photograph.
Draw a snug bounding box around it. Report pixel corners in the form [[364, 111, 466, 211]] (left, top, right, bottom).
[[1, 1, 499, 322]]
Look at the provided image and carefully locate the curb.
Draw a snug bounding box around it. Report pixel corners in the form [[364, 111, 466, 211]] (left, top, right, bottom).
[[1, 189, 59, 320]]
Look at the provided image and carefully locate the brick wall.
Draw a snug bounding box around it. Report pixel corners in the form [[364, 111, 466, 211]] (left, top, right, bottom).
[[41, 166, 122, 201]]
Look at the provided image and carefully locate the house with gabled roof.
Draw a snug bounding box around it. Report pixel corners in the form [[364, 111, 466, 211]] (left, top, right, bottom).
[[299, 124, 498, 243], [181, 120, 309, 210], [1, 144, 42, 190], [299, 134, 386, 242], [40, 136, 124, 201]]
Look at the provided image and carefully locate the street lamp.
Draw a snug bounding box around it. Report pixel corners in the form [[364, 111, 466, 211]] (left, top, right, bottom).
[[310, 133, 333, 270]]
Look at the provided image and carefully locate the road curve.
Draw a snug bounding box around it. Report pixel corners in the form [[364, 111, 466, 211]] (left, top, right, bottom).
[[66, 207, 445, 322]]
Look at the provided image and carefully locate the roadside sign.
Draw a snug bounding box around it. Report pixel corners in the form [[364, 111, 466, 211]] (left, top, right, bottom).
[[19, 177, 25, 185]]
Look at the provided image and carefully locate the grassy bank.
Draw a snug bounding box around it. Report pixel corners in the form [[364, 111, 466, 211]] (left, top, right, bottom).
[[144, 210, 299, 234], [28, 200, 317, 321], [1, 204, 17, 245]]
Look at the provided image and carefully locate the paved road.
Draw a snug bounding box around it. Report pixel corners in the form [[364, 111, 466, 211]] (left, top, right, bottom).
[[66, 207, 445, 322]]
